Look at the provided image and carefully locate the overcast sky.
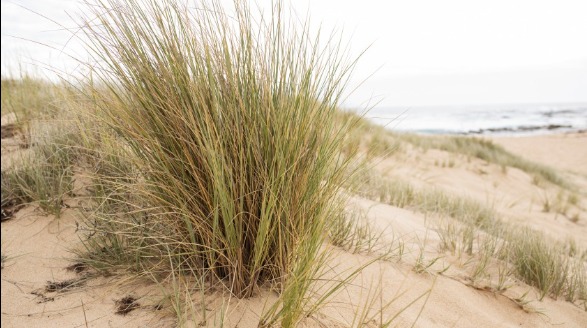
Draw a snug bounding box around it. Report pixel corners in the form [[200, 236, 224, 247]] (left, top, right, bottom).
[[2, 0, 586, 107]]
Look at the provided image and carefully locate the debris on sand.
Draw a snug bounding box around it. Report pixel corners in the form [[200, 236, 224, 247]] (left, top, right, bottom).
[[115, 296, 140, 315], [66, 262, 88, 274], [1, 124, 19, 139], [45, 278, 85, 292]]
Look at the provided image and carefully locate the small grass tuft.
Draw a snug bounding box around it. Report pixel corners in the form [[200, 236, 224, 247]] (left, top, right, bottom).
[[329, 209, 384, 254], [1, 141, 74, 218]]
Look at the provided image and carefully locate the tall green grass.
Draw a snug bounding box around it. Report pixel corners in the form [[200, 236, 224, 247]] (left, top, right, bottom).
[[78, 1, 357, 319]]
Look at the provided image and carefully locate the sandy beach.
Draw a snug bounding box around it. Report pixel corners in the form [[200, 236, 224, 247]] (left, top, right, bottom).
[[2, 108, 586, 327], [491, 133, 587, 176]]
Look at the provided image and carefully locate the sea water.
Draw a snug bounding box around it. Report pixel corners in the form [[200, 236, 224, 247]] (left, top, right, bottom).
[[365, 103, 587, 136]]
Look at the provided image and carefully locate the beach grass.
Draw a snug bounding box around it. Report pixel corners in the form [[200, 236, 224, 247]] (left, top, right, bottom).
[[328, 208, 385, 255], [67, 0, 363, 325], [1, 128, 77, 218], [356, 167, 586, 303], [2, 0, 586, 325]]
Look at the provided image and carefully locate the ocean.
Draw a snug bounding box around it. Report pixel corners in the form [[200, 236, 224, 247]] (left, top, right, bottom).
[[365, 103, 587, 136]]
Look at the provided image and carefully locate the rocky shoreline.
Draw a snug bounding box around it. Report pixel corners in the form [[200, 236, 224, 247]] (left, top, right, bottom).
[[465, 124, 580, 135]]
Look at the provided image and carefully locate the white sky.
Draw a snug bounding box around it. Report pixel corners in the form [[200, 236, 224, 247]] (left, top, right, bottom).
[[2, 0, 587, 107]]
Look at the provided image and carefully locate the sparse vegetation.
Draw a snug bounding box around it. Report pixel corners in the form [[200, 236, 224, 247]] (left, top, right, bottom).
[[398, 134, 570, 189], [327, 208, 405, 259], [502, 227, 587, 301], [329, 209, 383, 254], [1, 137, 75, 218], [339, 111, 571, 189], [366, 130, 400, 159], [355, 167, 586, 304], [1, 75, 83, 219], [355, 169, 495, 229]]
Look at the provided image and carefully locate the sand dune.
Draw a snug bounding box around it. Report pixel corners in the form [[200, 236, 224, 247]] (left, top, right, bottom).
[[2, 114, 586, 326]]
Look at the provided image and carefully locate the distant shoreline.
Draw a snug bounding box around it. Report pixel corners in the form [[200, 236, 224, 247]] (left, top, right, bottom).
[[365, 103, 587, 137], [391, 126, 586, 137]]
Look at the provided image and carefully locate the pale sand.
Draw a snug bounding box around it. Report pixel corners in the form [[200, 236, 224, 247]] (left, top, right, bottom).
[[2, 120, 586, 327], [491, 133, 587, 176]]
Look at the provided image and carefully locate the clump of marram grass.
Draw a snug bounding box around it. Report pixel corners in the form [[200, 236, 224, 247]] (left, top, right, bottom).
[[76, 0, 358, 324], [1, 137, 75, 218], [503, 227, 587, 302]]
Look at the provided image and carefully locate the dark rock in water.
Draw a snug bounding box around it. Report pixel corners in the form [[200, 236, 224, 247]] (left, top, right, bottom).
[[541, 109, 576, 117], [545, 124, 571, 130], [467, 124, 572, 135]]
